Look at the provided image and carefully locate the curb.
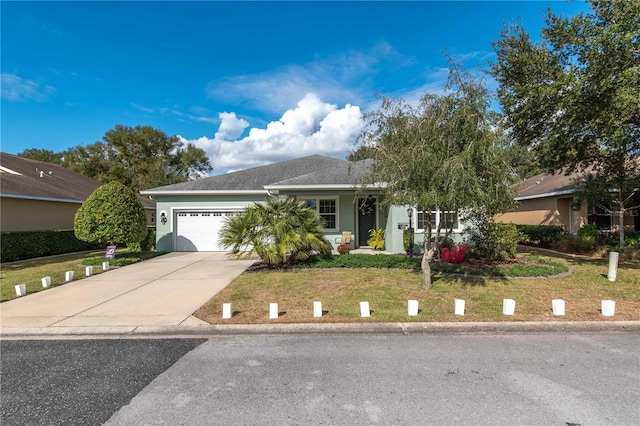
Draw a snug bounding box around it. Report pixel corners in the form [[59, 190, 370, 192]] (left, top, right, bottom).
[[1, 321, 639, 339]]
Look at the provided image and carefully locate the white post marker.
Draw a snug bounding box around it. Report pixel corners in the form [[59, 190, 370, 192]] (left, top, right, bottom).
[[503, 299, 516, 315], [408, 300, 419, 316], [15, 284, 27, 296], [608, 252, 619, 282], [85, 266, 93, 277], [313, 301, 323, 318], [454, 299, 465, 316], [41, 276, 51, 288], [601, 300, 616, 317], [222, 303, 232, 319], [552, 299, 565, 316], [65, 271, 74, 282], [269, 303, 279, 319], [360, 301, 370, 317], [102, 261, 110, 271]]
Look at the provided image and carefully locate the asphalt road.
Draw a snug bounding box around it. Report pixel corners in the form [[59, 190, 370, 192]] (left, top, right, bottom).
[[1, 333, 638, 426], [0, 339, 206, 425]]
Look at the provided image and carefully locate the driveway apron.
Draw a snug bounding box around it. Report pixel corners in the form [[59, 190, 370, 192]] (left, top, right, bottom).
[[0, 252, 254, 330]]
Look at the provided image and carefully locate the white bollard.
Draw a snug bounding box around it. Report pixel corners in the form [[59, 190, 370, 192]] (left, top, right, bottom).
[[360, 301, 370, 317], [85, 266, 93, 277], [65, 271, 74, 282], [222, 303, 232, 319], [41, 276, 51, 288], [503, 299, 516, 315], [607, 252, 619, 282], [102, 261, 110, 271], [552, 299, 565, 316], [408, 300, 419, 316], [313, 301, 323, 318], [454, 299, 465, 316], [269, 303, 279, 319], [602, 300, 616, 317], [15, 284, 27, 296]]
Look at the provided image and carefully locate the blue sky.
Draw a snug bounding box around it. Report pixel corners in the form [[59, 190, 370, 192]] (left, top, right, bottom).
[[2, 1, 590, 174]]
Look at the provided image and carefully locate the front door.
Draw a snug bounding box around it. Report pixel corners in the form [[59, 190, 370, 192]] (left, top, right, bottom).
[[358, 197, 377, 246]]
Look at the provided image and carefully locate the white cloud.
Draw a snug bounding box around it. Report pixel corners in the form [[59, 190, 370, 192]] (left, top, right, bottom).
[[205, 42, 411, 115], [1, 73, 55, 101], [180, 93, 363, 173]]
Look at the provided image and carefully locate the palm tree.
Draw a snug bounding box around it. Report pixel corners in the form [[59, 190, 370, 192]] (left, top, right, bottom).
[[219, 197, 331, 267]]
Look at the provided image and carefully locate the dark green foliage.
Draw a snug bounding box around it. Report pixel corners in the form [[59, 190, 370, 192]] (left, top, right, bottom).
[[517, 225, 566, 248], [297, 254, 422, 270], [465, 213, 518, 261], [403, 228, 414, 254], [552, 234, 597, 254], [577, 224, 599, 238], [140, 227, 156, 251], [0, 230, 101, 263], [74, 182, 147, 246]]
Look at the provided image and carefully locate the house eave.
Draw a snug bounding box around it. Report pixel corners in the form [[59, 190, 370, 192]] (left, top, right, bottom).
[[515, 189, 575, 201], [139, 189, 269, 196], [0, 193, 84, 204], [264, 183, 387, 191]]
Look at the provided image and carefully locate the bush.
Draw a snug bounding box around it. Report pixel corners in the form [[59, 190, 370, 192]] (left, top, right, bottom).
[[553, 234, 596, 253], [577, 224, 598, 238], [440, 244, 469, 263], [517, 225, 566, 248], [403, 228, 414, 254], [337, 242, 350, 255], [139, 227, 156, 251], [0, 230, 102, 263], [367, 228, 385, 250], [465, 213, 519, 261]]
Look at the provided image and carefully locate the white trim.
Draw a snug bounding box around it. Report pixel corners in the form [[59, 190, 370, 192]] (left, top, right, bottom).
[[172, 206, 245, 251], [265, 183, 386, 190], [413, 209, 464, 234], [0, 166, 21, 175], [515, 189, 574, 201], [297, 196, 340, 232], [0, 194, 84, 204], [140, 189, 268, 196]]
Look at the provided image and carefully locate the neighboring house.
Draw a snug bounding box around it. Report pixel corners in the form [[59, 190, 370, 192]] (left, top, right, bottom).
[[141, 155, 468, 254], [0, 152, 156, 231], [495, 170, 639, 233]]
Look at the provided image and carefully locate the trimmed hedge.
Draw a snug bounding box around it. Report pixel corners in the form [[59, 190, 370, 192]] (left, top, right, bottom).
[[1, 229, 103, 263], [516, 225, 566, 248]]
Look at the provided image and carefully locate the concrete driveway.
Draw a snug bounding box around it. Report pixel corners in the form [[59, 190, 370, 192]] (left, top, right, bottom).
[[0, 252, 254, 333]]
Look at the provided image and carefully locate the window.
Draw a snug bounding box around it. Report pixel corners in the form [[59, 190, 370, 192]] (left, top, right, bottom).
[[150, 212, 156, 224], [415, 210, 460, 232], [301, 197, 338, 230]]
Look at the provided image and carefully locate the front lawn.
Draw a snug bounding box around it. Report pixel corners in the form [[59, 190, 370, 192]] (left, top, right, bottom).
[[195, 249, 640, 323]]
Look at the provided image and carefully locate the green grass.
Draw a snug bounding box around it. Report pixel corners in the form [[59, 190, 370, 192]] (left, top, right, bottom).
[[195, 249, 639, 324], [0, 250, 166, 302]]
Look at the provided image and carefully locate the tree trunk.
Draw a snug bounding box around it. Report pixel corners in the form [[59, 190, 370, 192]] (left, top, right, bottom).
[[422, 247, 436, 288]]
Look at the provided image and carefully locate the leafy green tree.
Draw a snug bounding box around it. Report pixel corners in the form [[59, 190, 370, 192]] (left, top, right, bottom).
[[491, 0, 640, 247], [17, 148, 63, 164], [219, 197, 331, 267], [74, 181, 147, 248], [357, 63, 515, 287], [347, 145, 376, 162]]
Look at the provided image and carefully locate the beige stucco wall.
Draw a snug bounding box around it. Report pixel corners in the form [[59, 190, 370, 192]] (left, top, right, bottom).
[[495, 196, 586, 234], [0, 198, 82, 231]]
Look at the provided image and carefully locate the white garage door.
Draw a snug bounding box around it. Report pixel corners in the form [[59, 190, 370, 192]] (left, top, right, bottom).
[[175, 211, 238, 251]]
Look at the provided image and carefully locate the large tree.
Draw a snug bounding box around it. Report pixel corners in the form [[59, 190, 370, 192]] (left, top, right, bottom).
[[20, 125, 213, 192], [358, 64, 515, 287], [491, 0, 640, 247]]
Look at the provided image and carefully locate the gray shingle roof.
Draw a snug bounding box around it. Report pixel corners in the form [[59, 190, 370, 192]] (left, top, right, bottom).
[[0, 152, 102, 202], [142, 155, 365, 192], [267, 159, 373, 187]]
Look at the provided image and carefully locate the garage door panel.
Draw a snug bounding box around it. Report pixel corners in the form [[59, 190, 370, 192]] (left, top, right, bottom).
[[176, 211, 238, 251]]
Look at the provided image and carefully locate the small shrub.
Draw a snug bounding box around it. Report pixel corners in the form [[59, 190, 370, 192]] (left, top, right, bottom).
[[367, 228, 385, 250], [553, 234, 596, 253], [516, 225, 566, 248], [577, 224, 598, 238], [337, 242, 350, 255], [440, 244, 469, 263], [403, 228, 414, 254]]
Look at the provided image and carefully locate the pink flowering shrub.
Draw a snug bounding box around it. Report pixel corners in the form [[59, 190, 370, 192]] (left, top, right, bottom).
[[440, 244, 469, 264]]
